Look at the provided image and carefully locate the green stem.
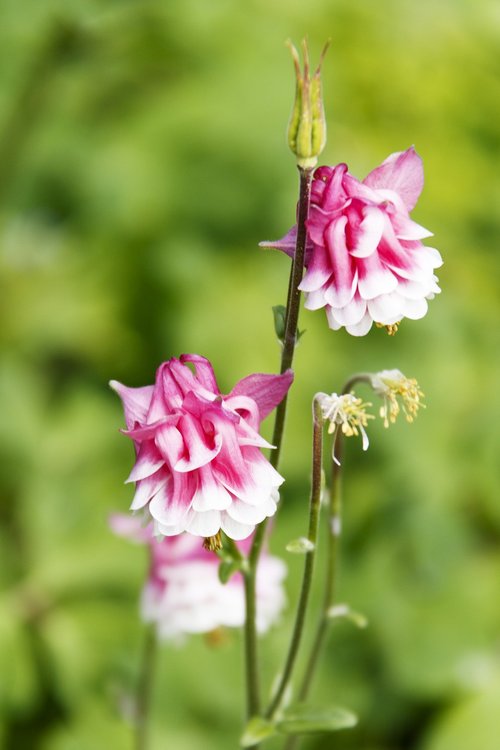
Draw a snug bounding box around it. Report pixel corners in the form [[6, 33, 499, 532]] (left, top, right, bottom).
[[282, 428, 342, 750], [243, 568, 261, 719], [242, 165, 313, 729], [265, 399, 324, 720], [135, 624, 157, 750], [271, 165, 313, 467]]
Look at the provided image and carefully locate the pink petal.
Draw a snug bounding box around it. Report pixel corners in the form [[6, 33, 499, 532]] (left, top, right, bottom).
[[228, 370, 293, 423], [349, 206, 385, 258], [154, 423, 184, 468], [127, 441, 164, 482], [148, 362, 181, 420], [131, 467, 169, 510], [321, 163, 348, 211], [149, 472, 194, 526], [191, 465, 232, 512], [259, 226, 297, 259], [363, 147, 424, 212], [222, 395, 261, 431], [323, 216, 357, 307], [180, 353, 219, 393], [299, 243, 332, 292], [356, 251, 399, 300], [173, 413, 221, 472], [109, 381, 154, 430]]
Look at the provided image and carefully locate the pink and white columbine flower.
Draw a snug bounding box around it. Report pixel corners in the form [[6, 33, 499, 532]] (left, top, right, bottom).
[[110, 354, 293, 540], [262, 147, 442, 336], [110, 515, 287, 639]]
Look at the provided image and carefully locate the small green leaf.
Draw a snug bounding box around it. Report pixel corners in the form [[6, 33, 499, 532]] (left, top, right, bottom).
[[240, 716, 277, 746], [327, 603, 368, 629], [272, 305, 287, 342], [286, 537, 315, 554], [276, 704, 357, 735], [218, 559, 241, 584]]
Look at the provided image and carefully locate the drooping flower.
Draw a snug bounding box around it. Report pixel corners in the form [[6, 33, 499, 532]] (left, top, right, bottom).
[[110, 515, 287, 639], [316, 391, 374, 456], [110, 354, 293, 541], [262, 147, 442, 336], [369, 369, 424, 427]]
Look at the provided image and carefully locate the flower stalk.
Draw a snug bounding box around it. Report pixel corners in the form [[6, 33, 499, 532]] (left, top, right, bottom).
[[265, 398, 324, 720], [244, 165, 313, 726]]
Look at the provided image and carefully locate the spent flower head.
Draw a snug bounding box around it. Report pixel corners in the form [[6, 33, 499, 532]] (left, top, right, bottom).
[[316, 391, 374, 455], [369, 369, 424, 427]]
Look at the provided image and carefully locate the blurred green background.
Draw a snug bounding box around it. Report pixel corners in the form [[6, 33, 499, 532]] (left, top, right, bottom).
[[1, 0, 499, 748]]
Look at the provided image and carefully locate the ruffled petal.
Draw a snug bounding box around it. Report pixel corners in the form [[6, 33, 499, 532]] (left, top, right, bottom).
[[131, 467, 169, 510], [363, 147, 424, 212], [180, 353, 219, 393], [184, 509, 222, 537], [127, 441, 164, 483], [173, 413, 221, 472], [228, 370, 293, 423], [329, 294, 367, 326], [323, 216, 357, 307], [356, 250, 398, 299], [191, 465, 232, 512], [349, 206, 385, 258], [219, 513, 255, 540], [109, 381, 154, 430], [345, 312, 373, 336]]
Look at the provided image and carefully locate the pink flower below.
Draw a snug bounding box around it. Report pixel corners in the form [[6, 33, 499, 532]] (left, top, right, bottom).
[[262, 147, 442, 336], [110, 514, 287, 639], [110, 354, 293, 540]]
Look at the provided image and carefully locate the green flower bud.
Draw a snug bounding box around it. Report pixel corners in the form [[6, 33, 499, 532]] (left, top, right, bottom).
[[287, 39, 329, 168]]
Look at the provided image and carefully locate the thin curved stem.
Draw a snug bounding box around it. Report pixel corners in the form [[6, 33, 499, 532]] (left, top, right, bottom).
[[242, 165, 313, 730], [135, 624, 157, 750], [282, 428, 343, 750], [265, 399, 324, 720]]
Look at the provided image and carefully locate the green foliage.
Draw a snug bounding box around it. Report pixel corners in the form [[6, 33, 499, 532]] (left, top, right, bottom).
[[0, 1, 499, 749]]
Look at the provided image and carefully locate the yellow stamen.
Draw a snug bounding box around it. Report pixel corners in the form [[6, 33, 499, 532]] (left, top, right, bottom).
[[203, 531, 223, 552], [376, 321, 401, 336]]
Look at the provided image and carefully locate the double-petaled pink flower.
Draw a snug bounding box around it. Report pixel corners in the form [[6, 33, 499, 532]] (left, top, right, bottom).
[[110, 354, 293, 540], [110, 515, 287, 639], [262, 147, 442, 336]]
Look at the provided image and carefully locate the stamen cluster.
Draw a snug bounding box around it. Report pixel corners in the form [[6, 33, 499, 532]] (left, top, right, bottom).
[[316, 392, 374, 449], [370, 369, 424, 427]]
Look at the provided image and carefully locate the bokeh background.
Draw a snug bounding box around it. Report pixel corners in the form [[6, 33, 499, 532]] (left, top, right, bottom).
[[1, 0, 499, 748]]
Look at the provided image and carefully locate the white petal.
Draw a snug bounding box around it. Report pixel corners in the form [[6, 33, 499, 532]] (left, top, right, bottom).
[[367, 292, 405, 324], [226, 495, 277, 524], [220, 513, 255, 540], [330, 296, 367, 326], [191, 479, 232, 512], [149, 483, 190, 527], [345, 312, 373, 336], [304, 288, 328, 311], [184, 509, 222, 537], [130, 469, 168, 510], [400, 296, 428, 320], [325, 307, 343, 330]]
